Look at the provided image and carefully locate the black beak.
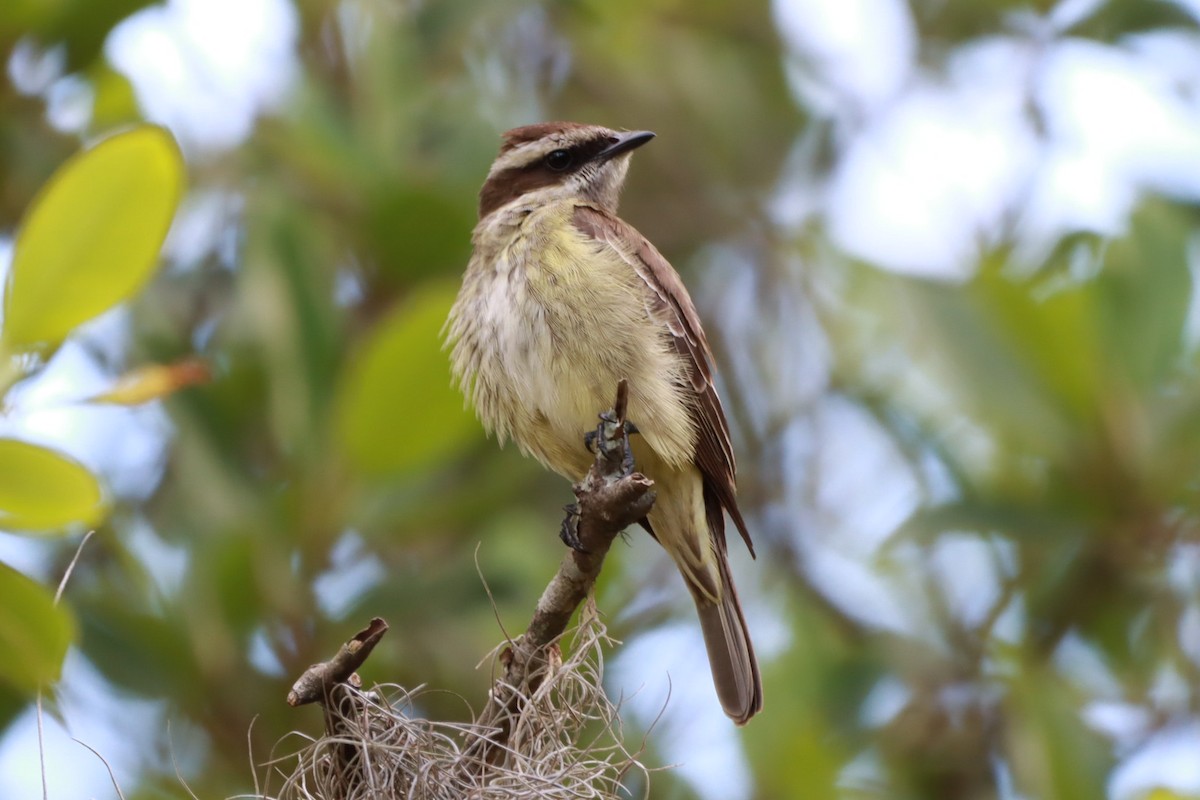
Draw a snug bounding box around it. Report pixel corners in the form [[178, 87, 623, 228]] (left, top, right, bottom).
[[598, 130, 655, 161]]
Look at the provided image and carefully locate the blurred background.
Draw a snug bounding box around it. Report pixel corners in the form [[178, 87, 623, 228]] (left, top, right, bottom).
[[2, 0, 1200, 797]]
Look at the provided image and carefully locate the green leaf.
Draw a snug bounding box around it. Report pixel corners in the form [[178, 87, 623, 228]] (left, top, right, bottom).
[[0, 439, 105, 533], [3, 125, 185, 349], [0, 562, 74, 692], [335, 281, 481, 476]]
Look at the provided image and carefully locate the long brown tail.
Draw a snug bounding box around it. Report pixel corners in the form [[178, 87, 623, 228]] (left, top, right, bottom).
[[692, 553, 762, 725]]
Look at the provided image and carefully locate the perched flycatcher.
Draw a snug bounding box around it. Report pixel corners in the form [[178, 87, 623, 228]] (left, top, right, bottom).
[[446, 122, 762, 724]]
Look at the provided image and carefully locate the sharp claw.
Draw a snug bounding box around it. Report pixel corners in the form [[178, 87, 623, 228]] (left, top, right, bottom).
[[619, 419, 637, 477], [559, 503, 589, 553]]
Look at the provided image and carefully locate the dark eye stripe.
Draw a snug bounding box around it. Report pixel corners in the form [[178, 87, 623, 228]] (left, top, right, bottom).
[[477, 134, 621, 218], [541, 136, 614, 173]]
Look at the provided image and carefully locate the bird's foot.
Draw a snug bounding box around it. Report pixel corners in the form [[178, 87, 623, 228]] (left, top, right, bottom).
[[619, 420, 638, 477], [559, 502, 588, 553], [587, 412, 640, 478], [585, 410, 619, 452]]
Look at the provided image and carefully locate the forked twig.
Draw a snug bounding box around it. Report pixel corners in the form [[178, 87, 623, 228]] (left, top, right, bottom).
[[282, 380, 655, 794]]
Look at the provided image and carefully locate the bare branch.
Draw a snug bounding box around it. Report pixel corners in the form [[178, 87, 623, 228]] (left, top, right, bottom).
[[287, 618, 389, 707], [467, 379, 655, 770], [279, 381, 655, 796]]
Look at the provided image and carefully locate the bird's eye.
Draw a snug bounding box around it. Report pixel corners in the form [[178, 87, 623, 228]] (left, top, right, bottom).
[[544, 149, 573, 171]]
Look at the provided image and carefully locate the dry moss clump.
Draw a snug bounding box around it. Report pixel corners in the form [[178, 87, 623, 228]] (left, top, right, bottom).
[[254, 602, 649, 800]]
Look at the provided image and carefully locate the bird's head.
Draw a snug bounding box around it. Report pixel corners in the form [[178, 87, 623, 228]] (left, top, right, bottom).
[[478, 122, 655, 219]]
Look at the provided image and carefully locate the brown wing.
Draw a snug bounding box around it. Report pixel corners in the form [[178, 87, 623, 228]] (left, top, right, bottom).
[[573, 205, 754, 557]]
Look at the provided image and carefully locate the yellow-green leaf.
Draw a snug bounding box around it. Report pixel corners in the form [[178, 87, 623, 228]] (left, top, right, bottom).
[[0, 562, 74, 692], [3, 125, 185, 349], [335, 281, 480, 475], [0, 439, 105, 533]]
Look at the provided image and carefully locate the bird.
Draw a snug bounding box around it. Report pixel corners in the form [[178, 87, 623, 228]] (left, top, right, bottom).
[[445, 121, 762, 724]]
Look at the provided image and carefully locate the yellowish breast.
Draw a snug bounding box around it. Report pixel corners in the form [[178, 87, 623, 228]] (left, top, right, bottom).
[[449, 201, 696, 480]]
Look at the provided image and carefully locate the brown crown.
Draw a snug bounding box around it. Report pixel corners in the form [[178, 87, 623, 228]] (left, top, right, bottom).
[[499, 121, 591, 153]]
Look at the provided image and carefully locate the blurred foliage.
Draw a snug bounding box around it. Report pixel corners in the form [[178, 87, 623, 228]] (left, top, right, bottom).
[[0, 562, 74, 692], [1, 0, 1200, 799], [0, 123, 184, 710], [0, 0, 156, 70], [334, 280, 480, 476]]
